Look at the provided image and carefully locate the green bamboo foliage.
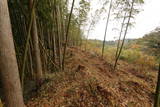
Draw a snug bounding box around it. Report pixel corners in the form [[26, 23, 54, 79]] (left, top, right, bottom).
[[113, 0, 144, 70], [7, 0, 88, 94]]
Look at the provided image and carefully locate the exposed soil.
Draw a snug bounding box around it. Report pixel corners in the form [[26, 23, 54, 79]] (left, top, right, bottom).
[[26, 47, 157, 107]]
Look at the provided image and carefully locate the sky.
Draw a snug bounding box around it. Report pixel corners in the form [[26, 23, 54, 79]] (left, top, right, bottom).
[[87, 0, 160, 41]]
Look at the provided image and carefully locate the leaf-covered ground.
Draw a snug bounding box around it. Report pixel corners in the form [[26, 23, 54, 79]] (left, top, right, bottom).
[[26, 47, 157, 107]]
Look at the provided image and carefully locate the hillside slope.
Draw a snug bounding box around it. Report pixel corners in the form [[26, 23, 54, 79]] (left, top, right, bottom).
[[26, 47, 157, 107]]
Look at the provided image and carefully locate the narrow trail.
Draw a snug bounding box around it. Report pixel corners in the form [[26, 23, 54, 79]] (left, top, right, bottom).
[[26, 47, 157, 107], [67, 47, 156, 106]]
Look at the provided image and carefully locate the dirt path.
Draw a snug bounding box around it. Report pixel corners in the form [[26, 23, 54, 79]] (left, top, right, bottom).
[[26, 47, 157, 107], [67, 47, 156, 107]]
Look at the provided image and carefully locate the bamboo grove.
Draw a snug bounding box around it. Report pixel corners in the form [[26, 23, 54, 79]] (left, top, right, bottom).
[[1, 0, 160, 106], [8, 0, 90, 88], [0, 0, 90, 105]]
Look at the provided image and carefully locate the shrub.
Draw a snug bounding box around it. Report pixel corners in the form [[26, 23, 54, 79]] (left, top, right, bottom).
[[104, 47, 117, 61], [83, 40, 157, 71], [120, 49, 141, 63], [120, 49, 157, 70]]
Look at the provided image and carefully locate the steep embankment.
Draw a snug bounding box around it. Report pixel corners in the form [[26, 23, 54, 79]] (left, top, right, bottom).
[[27, 47, 157, 107]]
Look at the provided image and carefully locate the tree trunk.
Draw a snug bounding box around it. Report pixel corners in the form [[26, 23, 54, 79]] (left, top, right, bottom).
[[29, 0, 43, 86], [113, 0, 135, 70], [115, 12, 127, 59], [0, 0, 25, 107], [62, 0, 75, 70], [102, 0, 113, 58], [85, 23, 92, 51], [154, 63, 160, 107]]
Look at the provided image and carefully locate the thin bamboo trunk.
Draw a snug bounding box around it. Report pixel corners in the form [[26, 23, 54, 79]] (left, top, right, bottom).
[[114, 0, 135, 70], [154, 63, 160, 107], [85, 23, 92, 51], [56, 6, 62, 70], [102, 0, 113, 58], [115, 12, 127, 59], [62, 0, 75, 70], [21, 1, 35, 89], [30, 0, 43, 86]]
